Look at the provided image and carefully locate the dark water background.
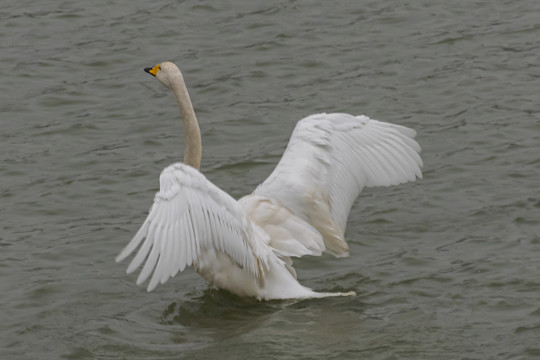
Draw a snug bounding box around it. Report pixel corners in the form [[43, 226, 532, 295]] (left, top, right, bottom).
[[2, 1, 540, 359]]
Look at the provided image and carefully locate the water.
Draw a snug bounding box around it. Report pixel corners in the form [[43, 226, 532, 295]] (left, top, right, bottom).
[[2, 0, 540, 359]]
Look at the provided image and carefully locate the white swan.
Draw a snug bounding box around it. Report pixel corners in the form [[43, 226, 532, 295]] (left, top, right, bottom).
[[116, 61, 423, 300]]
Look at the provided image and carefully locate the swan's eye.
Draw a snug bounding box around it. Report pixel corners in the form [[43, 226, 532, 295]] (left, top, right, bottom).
[[158, 65, 161, 70]]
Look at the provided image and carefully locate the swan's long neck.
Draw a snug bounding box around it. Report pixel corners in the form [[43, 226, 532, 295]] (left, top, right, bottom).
[[170, 73, 202, 170]]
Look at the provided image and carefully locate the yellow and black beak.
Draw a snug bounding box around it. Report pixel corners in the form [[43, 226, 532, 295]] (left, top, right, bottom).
[[144, 64, 160, 77]]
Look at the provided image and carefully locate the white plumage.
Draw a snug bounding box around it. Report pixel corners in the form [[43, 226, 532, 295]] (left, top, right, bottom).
[[254, 113, 423, 256], [116, 61, 423, 300], [117, 164, 271, 292]]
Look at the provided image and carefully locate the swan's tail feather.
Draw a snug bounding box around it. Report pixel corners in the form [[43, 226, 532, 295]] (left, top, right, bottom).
[[308, 290, 357, 298]]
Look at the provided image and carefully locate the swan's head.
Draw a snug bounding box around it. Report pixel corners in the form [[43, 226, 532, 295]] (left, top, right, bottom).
[[144, 61, 182, 88]]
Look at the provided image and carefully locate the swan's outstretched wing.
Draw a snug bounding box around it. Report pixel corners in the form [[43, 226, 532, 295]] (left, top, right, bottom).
[[254, 113, 423, 256], [116, 163, 271, 291]]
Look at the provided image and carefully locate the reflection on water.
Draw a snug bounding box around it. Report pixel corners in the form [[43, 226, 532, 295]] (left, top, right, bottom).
[[162, 289, 282, 338]]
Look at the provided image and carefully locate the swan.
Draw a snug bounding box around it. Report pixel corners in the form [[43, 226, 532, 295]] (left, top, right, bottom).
[[116, 61, 423, 300]]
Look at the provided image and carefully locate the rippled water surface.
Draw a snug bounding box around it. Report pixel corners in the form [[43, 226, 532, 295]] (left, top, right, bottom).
[[2, 1, 540, 359]]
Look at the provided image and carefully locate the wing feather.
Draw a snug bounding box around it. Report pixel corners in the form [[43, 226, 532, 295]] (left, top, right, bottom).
[[116, 213, 151, 263], [137, 223, 161, 286], [156, 224, 169, 285], [161, 224, 174, 282], [184, 212, 192, 268], [254, 113, 422, 256], [178, 215, 188, 272], [117, 163, 272, 291], [126, 219, 156, 274], [171, 219, 180, 277]]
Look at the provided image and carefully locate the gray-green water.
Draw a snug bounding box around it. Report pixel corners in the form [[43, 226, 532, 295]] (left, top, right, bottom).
[[2, 1, 540, 359]]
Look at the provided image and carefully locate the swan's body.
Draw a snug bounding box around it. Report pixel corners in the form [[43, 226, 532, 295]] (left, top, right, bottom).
[[116, 61, 423, 300]]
